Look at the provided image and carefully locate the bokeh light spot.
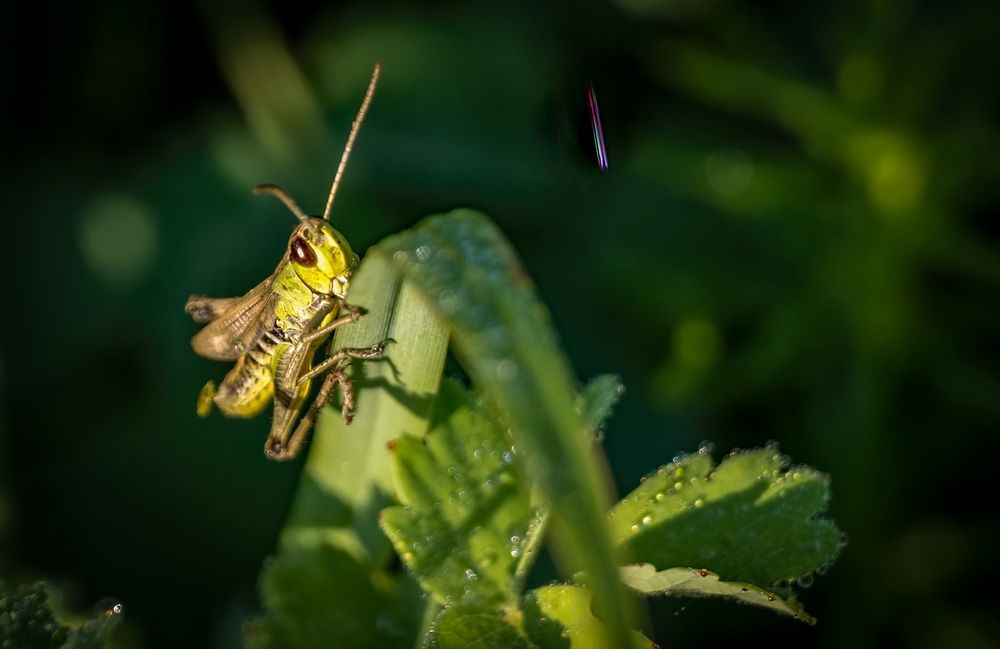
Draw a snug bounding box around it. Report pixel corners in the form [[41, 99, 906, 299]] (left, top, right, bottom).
[[845, 130, 925, 218], [838, 53, 883, 105], [706, 148, 754, 197], [79, 194, 159, 288], [673, 316, 722, 369]]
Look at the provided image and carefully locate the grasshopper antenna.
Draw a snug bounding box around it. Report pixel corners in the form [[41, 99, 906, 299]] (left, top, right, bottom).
[[253, 184, 320, 235], [322, 62, 381, 222]]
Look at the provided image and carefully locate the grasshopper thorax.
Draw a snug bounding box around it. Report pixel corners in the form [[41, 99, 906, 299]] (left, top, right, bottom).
[[287, 218, 358, 298]]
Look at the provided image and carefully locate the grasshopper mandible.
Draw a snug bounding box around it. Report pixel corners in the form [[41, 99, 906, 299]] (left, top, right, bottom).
[[186, 63, 386, 461]]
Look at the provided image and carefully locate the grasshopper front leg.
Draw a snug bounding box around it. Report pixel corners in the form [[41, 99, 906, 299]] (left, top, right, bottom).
[[296, 342, 388, 385]]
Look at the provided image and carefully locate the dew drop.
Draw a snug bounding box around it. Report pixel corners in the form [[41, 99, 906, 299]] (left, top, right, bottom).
[[496, 359, 519, 382], [465, 569, 478, 581], [796, 574, 815, 589], [641, 515, 652, 525], [694, 498, 704, 508], [95, 598, 124, 618], [655, 492, 665, 502], [630, 524, 639, 534]]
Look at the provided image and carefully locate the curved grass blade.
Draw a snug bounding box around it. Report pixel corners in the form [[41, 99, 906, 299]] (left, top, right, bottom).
[[281, 250, 449, 562], [372, 209, 635, 647]]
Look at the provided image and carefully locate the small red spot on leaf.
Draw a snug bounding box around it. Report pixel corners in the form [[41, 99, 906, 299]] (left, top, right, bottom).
[[386, 439, 397, 450], [699, 569, 709, 577]]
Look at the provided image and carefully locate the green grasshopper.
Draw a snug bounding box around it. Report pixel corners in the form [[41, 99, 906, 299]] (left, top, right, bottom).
[[186, 64, 386, 461]]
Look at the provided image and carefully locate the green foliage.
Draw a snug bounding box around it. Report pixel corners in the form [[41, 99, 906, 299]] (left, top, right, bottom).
[[0, 581, 121, 649], [576, 375, 625, 439], [610, 447, 842, 587], [250, 211, 843, 647], [425, 603, 529, 649], [372, 210, 635, 646], [521, 585, 652, 648], [620, 564, 813, 623], [425, 586, 653, 649], [246, 545, 421, 649], [380, 379, 533, 607]]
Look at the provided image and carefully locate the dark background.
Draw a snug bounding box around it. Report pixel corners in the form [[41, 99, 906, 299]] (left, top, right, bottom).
[[2, 0, 999, 647]]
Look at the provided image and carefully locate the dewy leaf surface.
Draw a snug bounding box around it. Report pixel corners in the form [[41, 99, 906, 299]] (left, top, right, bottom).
[[380, 379, 533, 606], [426, 585, 652, 649], [246, 545, 422, 649], [620, 564, 815, 624], [609, 447, 842, 587], [425, 604, 531, 649], [282, 251, 449, 562], [373, 209, 634, 646]]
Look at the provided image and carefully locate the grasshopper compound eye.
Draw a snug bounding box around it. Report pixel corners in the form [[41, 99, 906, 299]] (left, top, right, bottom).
[[290, 236, 317, 267]]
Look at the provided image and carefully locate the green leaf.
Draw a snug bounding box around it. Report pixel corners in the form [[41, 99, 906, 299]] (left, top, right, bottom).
[[373, 209, 635, 646], [0, 581, 122, 649], [246, 544, 422, 649], [609, 447, 843, 587], [425, 603, 531, 649], [576, 375, 625, 438], [426, 585, 654, 649], [523, 585, 653, 649], [281, 250, 449, 562], [620, 563, 815, 624], [380, 379, 533, 606]]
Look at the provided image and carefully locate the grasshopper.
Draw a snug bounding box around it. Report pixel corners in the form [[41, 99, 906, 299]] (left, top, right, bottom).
[[186, 64, 386, 461]]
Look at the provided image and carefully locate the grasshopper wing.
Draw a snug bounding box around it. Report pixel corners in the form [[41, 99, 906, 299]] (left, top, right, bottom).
[[189, 277, 277, 361]]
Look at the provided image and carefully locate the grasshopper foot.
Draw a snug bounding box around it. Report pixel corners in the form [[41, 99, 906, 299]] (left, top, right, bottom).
[[265, 438, 294, 462]]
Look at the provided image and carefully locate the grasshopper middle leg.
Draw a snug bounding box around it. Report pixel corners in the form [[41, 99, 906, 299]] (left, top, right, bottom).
[[265, 341, 388, 461]]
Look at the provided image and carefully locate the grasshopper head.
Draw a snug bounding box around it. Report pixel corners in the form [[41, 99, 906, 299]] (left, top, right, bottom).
[[287, 219, 358, 298]]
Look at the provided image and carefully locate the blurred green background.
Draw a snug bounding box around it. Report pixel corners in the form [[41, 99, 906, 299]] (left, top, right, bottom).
[[2, 0, 998, 646]]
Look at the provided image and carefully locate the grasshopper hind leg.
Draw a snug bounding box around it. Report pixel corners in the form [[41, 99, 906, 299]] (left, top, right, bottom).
[[196, 381, 217, 417], [264, 342, 389, 461]]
